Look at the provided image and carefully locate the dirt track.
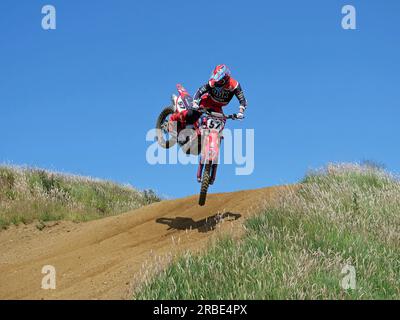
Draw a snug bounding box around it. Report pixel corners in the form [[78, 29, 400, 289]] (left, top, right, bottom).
[[0, 186, 284, 300]]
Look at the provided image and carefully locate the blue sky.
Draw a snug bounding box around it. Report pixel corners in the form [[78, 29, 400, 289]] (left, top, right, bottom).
[[1, 0, 399, 198]]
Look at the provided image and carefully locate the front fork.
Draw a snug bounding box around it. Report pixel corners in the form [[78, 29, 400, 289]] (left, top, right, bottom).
[[197, 128, 222, 184]]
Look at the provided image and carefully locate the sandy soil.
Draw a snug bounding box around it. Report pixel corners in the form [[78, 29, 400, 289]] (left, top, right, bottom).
[[0, 186, 286, 299]]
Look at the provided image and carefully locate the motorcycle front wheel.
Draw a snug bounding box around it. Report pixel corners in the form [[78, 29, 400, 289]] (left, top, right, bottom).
[[198, 163, 211, 206]]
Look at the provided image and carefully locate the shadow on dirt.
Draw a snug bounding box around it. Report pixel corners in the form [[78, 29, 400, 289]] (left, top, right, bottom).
[[156, 212, 241, 233]]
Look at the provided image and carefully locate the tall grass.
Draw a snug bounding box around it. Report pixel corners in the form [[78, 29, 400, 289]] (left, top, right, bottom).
[[0, 165, 160, 229], [135, 163, 400, 299]]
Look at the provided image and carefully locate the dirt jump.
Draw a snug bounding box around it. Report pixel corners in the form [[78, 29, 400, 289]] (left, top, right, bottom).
[[0, 186, 285, 299]]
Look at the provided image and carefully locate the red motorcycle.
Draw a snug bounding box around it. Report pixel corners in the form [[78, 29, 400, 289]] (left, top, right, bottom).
[[156, 84, 238, 206]]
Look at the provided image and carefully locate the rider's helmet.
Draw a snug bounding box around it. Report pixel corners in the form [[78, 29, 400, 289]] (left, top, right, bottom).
[[210, 64, 231, 87]]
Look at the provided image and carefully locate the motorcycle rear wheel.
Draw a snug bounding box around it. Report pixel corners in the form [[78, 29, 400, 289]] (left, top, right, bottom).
[[156, 106, 176, 149]]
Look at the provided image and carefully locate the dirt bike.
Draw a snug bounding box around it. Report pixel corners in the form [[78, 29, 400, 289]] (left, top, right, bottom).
[[155, 84, 239, 206]]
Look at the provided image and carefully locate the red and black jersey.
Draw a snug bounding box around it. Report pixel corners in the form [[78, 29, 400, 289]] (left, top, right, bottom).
[[194, 78, 248, 109]]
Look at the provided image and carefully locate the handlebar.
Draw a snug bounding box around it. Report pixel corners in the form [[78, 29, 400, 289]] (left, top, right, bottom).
[[193, 107, 242, 120], [226, 114, 239, 120]]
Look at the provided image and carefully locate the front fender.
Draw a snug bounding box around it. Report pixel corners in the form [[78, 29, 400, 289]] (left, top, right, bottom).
[[201, 130, 220, 163]]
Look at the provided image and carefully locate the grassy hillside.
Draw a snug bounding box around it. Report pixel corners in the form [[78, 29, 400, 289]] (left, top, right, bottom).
[[0, 165, 160, 229], [135, 163, 400, 299]]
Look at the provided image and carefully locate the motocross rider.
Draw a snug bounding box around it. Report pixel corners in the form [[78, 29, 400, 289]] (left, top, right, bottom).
[[168, 64, 248, 134]]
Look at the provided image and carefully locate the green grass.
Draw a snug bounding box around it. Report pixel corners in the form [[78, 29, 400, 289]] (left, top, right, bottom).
[[0, 165, 160, 229], [135, 163, 400, 299]]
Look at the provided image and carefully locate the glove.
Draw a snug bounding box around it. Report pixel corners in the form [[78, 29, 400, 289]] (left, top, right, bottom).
[[236, 112, 244, 120], [236, 105, 246, 120], [192, 99, 200, 110]]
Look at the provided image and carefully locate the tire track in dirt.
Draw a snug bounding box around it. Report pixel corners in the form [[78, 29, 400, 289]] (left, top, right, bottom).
[[0, 186, 287, 299]]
